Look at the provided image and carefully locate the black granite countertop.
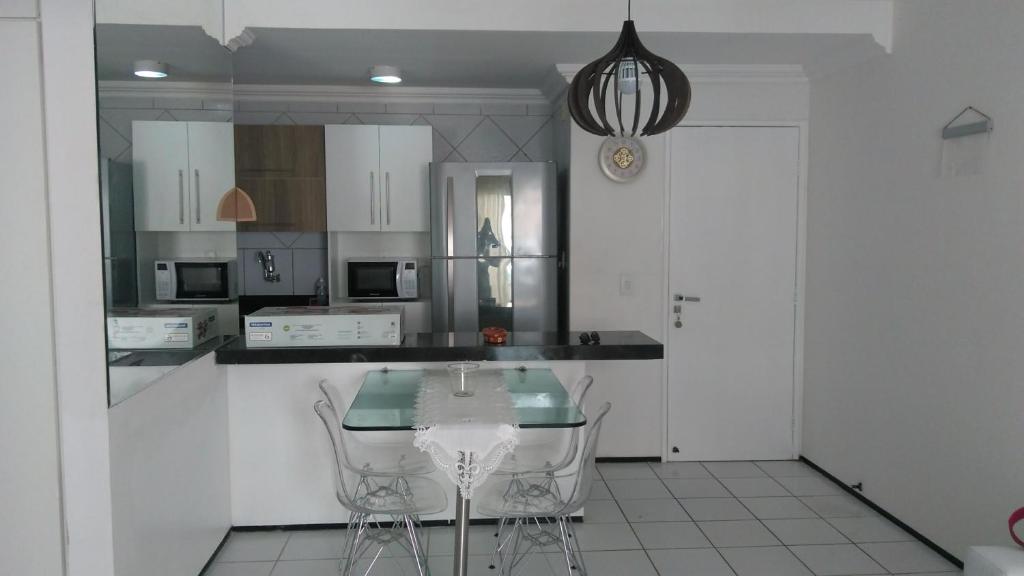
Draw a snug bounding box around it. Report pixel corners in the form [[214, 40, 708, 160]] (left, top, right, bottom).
[[108, 335, 235, 368], [214, 331, 662, 364]]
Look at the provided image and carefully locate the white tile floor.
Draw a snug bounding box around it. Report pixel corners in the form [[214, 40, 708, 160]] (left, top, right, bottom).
[[205, 461, 961, 576]]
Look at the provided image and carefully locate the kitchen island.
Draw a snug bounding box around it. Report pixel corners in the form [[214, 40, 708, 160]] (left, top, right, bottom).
[[218, 330, 662, 526]]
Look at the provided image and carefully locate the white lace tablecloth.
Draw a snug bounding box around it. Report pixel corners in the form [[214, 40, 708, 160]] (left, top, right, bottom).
[[412, 370, 520, 498]]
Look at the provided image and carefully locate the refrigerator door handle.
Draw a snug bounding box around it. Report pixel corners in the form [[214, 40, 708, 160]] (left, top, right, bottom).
[[447, 259, 455, 331], [445, 176, 455, 258]]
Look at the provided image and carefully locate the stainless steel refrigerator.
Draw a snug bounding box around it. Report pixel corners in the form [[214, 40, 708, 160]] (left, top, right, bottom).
[[430, 162, 559, 332]]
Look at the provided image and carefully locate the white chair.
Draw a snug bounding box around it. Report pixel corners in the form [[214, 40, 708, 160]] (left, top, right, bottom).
[[494, 375, 594, 476], [477, 402, 612, 576], [314, 399, 447, 576], [318, 379, 435, 476]]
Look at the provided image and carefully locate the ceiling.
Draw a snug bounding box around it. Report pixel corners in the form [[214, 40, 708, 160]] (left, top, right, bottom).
[[96, 25, 232, 82], [96, 24, 885, 87]]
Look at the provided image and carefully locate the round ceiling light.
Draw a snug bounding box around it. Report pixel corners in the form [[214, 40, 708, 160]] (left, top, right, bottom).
[[369, 65, 402, 84], [133, 60, 168, 79]]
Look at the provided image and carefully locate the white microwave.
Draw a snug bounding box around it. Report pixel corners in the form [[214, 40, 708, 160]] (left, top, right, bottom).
[[347, 258, 419, 300], [155, 258, 238, 301]]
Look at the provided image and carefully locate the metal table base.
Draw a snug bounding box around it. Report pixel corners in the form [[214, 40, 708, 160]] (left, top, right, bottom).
[[453, 491, 470, 576]]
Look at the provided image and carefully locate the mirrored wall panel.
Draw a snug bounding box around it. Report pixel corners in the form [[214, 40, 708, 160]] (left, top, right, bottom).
[[96, 24, 237, 405]]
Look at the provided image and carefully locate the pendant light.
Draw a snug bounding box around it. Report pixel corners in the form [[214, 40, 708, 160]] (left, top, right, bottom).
[[216, 187, 257, 222], [568, 0, 691, 137]]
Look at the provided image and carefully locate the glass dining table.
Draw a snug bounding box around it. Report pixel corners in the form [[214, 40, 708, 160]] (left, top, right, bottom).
[[343, 367, 586, 576]]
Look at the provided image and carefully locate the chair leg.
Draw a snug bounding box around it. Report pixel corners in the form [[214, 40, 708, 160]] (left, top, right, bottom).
[[556, 517, 575, 575], [403, 514, 429, 576], [342, 513, 367, 576], [490, 517, 512, 570], [564, 518, 587, 576]]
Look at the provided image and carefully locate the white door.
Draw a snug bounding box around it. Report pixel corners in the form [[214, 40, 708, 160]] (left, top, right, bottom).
[[667, 126, 800, 461], [325, 124, 381, 232], [379, 125, 431, 232], [132, 121, 189, 231], [187, 122, 235, 232]]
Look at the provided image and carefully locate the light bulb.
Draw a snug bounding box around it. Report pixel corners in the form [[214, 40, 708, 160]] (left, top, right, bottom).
[[618, 60, 638, 95]]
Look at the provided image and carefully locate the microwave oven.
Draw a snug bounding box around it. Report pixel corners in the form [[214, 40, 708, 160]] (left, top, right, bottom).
[[155, 258, 238, 301], [347, 258, 419, 300]]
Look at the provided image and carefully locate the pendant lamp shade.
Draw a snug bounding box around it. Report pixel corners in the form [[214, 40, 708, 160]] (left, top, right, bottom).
[[216, 186, 257, 222], [568, 20, 691, 138]]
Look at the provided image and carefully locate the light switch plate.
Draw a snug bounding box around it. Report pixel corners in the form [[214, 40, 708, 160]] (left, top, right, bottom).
[[619, 273, 635, 296]]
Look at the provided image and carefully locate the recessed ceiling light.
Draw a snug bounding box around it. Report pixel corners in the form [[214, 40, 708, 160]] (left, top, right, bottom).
[[133, 60, 168, 79], [369, 65, 402, 84]]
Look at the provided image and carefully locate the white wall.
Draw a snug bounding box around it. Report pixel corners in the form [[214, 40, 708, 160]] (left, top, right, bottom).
[[2, 1, 116, 575], [40, 1, 117, 573], [568, 71, 808, 456], [109, 353, 230, 576], [803, 0, 1024, 558], [0, 11, 65, 576]]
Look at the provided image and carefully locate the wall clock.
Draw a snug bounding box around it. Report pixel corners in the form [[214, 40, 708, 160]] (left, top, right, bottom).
[[599, 136, 646, 182]]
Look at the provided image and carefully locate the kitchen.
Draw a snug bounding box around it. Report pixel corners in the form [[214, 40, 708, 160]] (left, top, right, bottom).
[[98, 21, 670, 576], [10, 2, 1022, 576]]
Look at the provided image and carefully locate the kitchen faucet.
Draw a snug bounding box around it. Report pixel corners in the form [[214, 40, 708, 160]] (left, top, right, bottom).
[[256, 250, 281, 282]]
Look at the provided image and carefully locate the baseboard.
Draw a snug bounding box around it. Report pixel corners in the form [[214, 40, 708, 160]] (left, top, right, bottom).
[[232, 515, 585, 533], [198, 530, 231, 576], [595, 456, 661, 463], [800, 456, 963, 569]]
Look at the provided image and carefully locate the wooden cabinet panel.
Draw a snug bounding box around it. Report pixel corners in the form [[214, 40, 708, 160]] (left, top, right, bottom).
[[235, 125, 326, 232]]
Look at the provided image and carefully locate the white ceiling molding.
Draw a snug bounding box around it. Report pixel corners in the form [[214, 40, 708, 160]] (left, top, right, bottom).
[[233, 84, 549, 105], [225, 28, 256, 53], [221, 0, 893, 53], [98, 80, 233, 100], [97, 80, 550, 106]]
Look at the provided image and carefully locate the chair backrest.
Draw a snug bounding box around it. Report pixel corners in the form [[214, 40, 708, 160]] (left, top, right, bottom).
[[547, 375, 595, 471], [557, 401, 611, 516], [570, 375, 594, 411], [313, 399, 370, 514]]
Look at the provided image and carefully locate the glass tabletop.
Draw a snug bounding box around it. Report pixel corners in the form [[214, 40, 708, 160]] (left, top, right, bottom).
[[342, 368, 586, 431]]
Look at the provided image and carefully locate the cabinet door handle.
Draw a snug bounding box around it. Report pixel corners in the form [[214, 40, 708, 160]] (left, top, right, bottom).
[[194, 169, 201, 224], [385, 171, 391, 226], [178, 169, 185, 224], [369, 171, 376, 225]]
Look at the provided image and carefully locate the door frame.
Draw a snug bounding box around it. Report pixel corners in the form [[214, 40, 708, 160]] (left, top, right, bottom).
[[660, 121, 809, 462]]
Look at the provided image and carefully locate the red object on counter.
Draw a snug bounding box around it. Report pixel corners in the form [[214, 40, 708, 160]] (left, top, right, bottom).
[[481, 327, 508, 344], [1011, 507, 1024, 548]]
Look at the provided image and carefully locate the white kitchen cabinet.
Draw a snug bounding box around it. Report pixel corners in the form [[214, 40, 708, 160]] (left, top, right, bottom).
[[133, 122, 190, 231], [132, 121, 235, 232], [325, 125, 381, 232], [325, 124, 431, 232], [186, 122, 235, 232]]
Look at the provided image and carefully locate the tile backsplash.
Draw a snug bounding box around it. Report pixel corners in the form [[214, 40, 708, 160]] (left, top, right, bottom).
[[237, 232, 327, 296]]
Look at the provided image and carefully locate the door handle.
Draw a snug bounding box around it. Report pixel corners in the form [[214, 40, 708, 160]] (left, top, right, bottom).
[[178, 169, 185, 224], [194, 169, 201, 224], [385, 171, 391, 226], [673, 294, 700, 328]]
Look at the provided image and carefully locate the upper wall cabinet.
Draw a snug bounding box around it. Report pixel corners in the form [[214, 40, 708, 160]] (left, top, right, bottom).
[[132, 121, 235, 232], [234, 125, 326, 232], [325, 124, 432, 232]]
